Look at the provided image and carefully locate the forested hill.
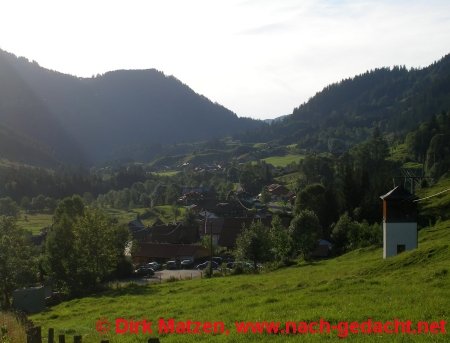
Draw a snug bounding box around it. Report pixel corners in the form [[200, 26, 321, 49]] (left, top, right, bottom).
[[0, 124, 59, 167], [0, 49, 263, 165], [238, 54, 450, 152]]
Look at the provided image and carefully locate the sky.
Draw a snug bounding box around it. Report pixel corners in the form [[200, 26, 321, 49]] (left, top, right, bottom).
[[1, 0, 449, 120]]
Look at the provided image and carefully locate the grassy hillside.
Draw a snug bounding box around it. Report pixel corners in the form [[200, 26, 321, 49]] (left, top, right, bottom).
[[30, 180, 450, 342], [16, 212, 52, 235], [262, 154, 304, 167]]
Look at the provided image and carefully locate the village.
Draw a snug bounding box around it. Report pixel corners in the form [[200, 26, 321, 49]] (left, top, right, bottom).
[[128, 181, 332, 275]]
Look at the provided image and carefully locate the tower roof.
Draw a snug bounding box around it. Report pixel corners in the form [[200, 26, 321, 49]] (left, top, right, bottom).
[[380, 186, 418, 201]]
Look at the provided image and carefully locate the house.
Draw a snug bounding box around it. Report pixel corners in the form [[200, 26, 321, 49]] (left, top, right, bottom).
[[267, 184, 290, 201], [128, 219, 150, 241], [217, 217, 272, 249], [132, 243, 209, 264], [198, 217, 224, 245], [380, 186, 418, 258], [147, 223, 199, 244], [198, 215, 291, 249]]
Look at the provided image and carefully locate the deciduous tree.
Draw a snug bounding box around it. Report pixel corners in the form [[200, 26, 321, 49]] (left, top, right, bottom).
[[235, 221, 271, 270], [0, 216, 36, 309], [289, 210, 322, 260]]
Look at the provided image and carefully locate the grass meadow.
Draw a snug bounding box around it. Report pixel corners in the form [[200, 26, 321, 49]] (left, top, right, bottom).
[[16, 212, 52, 235], [262, 154, 305, 167]]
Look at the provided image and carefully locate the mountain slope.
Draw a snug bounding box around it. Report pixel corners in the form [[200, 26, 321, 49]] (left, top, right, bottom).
[[0, 124, 59, 166], [238, 54, 450, 152], [0, 49, 263, 165]]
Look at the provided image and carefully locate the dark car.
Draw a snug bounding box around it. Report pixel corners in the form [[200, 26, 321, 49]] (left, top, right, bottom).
[[212, 256, 223, 265], [180, 259, 193, 269], [166, 261, 178, 270], [146, 261, 161, 270], [195, 261, 219, 270], [134, 266, 155, 277]]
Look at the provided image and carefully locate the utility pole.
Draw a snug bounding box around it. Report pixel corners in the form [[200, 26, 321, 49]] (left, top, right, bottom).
[[210, 217, 213, 277], [395, 167, 432, 194], [203, 209, 213, 277]]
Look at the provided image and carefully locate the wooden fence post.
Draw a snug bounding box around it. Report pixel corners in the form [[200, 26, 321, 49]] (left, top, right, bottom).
[[73, 335, 82, 343], [26, 326, 42, 343], [48, 328, 54, 343], [58, 334, 65, 343]]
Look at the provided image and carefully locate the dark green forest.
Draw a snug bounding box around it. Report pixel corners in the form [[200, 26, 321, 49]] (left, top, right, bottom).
[[237, 54, 450, 152]]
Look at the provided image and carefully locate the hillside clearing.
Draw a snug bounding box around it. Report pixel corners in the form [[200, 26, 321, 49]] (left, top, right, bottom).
[[262, 154, 304, 167], [16, 212, 52, 235]]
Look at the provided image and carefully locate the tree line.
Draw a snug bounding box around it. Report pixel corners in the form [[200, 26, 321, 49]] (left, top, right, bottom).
[[0, 196, 130, 309]]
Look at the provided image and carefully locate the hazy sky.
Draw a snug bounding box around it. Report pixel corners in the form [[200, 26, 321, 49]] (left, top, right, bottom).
[[1, 0, 449, 119]]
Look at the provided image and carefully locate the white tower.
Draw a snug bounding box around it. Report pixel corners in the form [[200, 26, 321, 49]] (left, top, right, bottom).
[[380, 186, 418, 259]]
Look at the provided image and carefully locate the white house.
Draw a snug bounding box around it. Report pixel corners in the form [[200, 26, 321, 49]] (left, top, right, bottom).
[[380, 186, 418, 258]]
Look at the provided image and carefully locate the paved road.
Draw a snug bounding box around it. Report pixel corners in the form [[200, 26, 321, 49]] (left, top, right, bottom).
[[112, 269, 204, 286]]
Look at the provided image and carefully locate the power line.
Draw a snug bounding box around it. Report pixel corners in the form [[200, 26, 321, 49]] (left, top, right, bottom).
[[414, 188, 450, 202]]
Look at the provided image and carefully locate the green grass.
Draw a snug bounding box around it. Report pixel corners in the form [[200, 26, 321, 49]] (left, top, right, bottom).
[[152, 171, 180, 177], [262, 154, 305, 167], [417, 177, 450, 221], [16, 212, 52, 235], [149, 205, 186, 224], [388, 143, 409, 162], [402, 162, 423, 169], [102, 208, 144, 226], [275, 171, 302, 189], [30, 180, 450, 342]]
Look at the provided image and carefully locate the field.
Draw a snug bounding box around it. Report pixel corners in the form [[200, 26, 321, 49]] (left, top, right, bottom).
[[16, 212, 53, 235], [29, 179, 450, 342], [102, 208, 147, 225], [262, 154, 304, 167], [152, 171, 180, 177], [13, 204, 188, 236], [274, 171, 302, 189]]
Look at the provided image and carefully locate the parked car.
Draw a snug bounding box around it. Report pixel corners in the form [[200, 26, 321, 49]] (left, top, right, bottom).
[[134, 266, 155, 277], [212, 256, 223, 265], [180, 259, 193, 269], [195, 261, 219, 270], [166, 260, 178, 270], [146, 261, 161, 270]]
